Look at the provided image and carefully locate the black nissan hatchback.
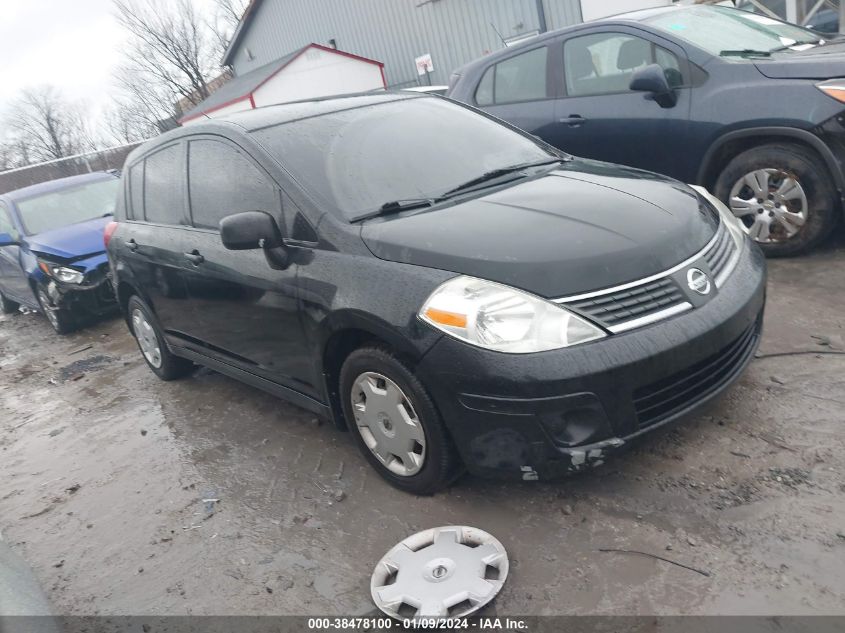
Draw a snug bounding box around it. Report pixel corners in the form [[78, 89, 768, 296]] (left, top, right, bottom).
[[108, 93, 766, 494]]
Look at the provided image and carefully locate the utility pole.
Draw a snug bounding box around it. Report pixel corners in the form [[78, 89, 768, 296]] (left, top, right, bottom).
[[536, 0, 548, 33], [840, 0, 845, 34]]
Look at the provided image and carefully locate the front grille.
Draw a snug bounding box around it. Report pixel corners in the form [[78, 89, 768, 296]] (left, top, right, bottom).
[[702, 222, 736, 283], [564, 277, 686, 328], [633, 321, 759, 429]]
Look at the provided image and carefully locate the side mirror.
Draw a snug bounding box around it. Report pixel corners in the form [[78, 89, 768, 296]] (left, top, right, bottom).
[[0, 232, 18, 247], [630, 64, 677, 108], [219, 211, 283, 251]]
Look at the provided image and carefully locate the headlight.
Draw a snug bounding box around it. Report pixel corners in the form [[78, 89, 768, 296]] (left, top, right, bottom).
[[38, 261, 84, 284], [419, 276, 606, 353], [691, 185, 746, 249], [816, 79, 845, 103]]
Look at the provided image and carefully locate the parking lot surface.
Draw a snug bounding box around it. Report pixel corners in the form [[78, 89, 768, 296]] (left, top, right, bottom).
[[1, 238, 844, 616]]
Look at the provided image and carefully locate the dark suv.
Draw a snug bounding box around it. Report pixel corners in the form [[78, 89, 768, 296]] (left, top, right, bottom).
[[107, 93, 765, 494], [448, 4, 845, 256]]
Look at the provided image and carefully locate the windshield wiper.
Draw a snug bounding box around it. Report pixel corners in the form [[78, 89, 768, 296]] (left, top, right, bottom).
[[441, 158, 565, 197], [720, 48, 771, 57], [351, 197, 444, 222]]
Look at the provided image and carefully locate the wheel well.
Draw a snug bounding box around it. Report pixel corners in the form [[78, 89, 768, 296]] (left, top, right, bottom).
[[116, 281, 139, 323], [322, 328, 406, 430], [701, 135, 826, 191]]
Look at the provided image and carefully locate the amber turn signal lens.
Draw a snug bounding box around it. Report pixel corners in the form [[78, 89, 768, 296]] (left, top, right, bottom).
[[817, 81, 845, 103], [424, 307, 467, 328]]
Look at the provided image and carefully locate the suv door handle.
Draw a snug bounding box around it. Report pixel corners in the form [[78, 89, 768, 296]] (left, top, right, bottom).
[[125, 239, 138, 252], [184, 250, 204, 265], [560, 115, 587, 127]]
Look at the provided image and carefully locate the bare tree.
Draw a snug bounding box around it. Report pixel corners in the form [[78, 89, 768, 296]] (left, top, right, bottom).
[[208, 0, 249, 59], [113, 0, 221, 124], [4, 86, 97, 164], [102, 100, 160, 146]]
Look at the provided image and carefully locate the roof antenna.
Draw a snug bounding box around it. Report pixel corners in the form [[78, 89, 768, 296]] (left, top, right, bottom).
[[490, 21, 507, 46]]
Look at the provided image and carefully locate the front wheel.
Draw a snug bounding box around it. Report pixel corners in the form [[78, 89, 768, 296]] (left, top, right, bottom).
[[35, 286, 75, 334], [713, 143, 838, 257], [0, 289, 19, 314], [339, 346, 463, 494]]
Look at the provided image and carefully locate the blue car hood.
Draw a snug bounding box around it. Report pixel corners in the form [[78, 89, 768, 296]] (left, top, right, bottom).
[[27, 216, 110, 261]]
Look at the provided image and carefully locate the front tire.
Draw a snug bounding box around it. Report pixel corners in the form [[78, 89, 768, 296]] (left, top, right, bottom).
[[127, 295, 193, 381], [713, 143, 838, 257], [0, 289, 19, 314], [339, 346, 462, 494], [35, 286, 75, 334]]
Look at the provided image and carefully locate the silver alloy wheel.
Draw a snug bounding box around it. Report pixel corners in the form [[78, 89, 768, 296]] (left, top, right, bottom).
[[728, 168, 808, 243], [131, 308, 162, 369], [37, 289, 59, 330], [351, 372, 426, 477]]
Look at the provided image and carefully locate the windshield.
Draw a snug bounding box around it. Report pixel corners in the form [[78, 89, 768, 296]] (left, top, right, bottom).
[[16, 178, 119, 235], [645, 6, 822, 57], [251, 97, 557, 220]]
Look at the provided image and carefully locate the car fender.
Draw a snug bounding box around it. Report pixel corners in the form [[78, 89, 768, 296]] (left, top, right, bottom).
[[698, 126, 845, 198]]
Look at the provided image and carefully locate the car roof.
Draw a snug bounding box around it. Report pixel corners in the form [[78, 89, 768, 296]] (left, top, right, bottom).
[[1, 171, 117, 203]]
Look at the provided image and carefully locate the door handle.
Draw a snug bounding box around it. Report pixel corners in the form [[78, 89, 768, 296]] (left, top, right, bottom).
[[560, 115, 587, 127], [184, 250, 204, 265], [125, 239, 138, 252]]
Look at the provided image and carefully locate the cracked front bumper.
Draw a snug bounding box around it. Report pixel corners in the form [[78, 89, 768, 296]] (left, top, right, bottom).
[[416, 241, 766, 481]]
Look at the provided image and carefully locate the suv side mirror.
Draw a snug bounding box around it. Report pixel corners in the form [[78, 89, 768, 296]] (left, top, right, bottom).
[[630, 64, 677, 108], [219, 211, 283, 250], [0, 232, 18, 247]]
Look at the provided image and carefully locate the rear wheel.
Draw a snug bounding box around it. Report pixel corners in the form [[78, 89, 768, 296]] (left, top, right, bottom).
[[127, 295, 193, 380], [0, 290, 19, 314], [714, 143, 837, 257], [339, 346, 462, 494], [35, 286, 75, 334]]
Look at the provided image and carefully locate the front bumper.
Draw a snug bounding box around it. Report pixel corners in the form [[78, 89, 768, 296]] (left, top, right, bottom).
[[416, 240, 766, 480]]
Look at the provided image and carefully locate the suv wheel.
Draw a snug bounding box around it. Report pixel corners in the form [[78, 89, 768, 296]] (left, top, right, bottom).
[[0, 290, 19, 314], [714, 143, 837, 256], [127, 295, 193, 380], [339, 346, 462, 494], [35, 286, 74, 334]]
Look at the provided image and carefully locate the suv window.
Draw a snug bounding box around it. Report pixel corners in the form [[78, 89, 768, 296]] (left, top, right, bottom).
[[187, 139, 278, 231], [475, 47, 548, 106], [564, 33, 681, 97], [143, 144, 184, 225]]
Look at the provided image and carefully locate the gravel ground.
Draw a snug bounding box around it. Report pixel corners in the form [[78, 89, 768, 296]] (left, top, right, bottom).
[[1, 237, 844, 616]]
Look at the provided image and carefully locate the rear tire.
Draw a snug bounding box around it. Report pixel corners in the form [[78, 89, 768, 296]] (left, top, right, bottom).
[[127, 295, 193, 381], [713, 143, 838, 257], [35, 286, 75, 335], [339, 346, 463, 495], [0, 290, 19, 314]]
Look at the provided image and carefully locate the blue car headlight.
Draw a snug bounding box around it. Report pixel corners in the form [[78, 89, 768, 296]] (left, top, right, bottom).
[[38, 261, 84, 285]]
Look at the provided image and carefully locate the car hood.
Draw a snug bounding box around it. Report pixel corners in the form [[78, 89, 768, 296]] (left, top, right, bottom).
[[26, 216, 110, 262], [754, 41, 845, 79], [361, 160, 719, 298]]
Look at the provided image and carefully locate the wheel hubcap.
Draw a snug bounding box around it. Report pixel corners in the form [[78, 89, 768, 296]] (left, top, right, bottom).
[[351, 372, 426, 477], [38, 290, 59, 329], [131, 308, 162, 368], [729, 168, 808, 243]]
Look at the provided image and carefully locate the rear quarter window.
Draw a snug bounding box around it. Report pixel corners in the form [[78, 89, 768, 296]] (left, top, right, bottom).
[[128, 161, 144, 221]]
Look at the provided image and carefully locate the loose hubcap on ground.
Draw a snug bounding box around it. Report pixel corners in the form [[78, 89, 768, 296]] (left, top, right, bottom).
[[729, 168, 808, 243], [371, 526, 509, 620], [351, 372, 426, 477], [132, 308, 162, 368]]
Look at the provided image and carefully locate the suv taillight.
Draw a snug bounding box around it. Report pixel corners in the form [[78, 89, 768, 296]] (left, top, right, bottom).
[[104, 221, 118, 248]]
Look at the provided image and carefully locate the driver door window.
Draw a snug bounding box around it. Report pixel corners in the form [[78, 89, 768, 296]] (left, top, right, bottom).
[[564, 33, 682, 98]]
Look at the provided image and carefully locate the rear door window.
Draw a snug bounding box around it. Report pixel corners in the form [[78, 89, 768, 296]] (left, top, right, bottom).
[[475, 46, 549, 106], [187, 139, 279, 231], [143, 144, 185, 225]]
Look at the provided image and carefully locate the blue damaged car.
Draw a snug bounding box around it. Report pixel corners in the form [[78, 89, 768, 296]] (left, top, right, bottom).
[[0, 172, 120, 334]]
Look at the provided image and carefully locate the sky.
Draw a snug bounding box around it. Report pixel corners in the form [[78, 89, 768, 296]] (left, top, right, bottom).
[[0, 0, 218, 122]]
